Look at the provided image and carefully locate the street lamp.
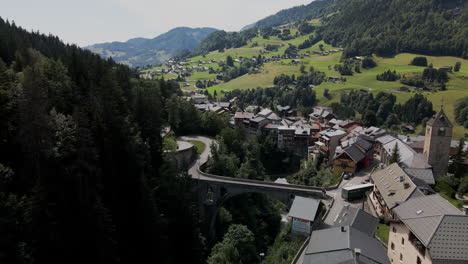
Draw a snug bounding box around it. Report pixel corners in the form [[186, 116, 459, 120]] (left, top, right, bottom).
[[259, 252, 265, 263]]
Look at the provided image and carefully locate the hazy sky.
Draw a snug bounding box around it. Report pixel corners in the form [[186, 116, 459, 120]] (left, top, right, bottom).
[[2, 0, 312, 47]]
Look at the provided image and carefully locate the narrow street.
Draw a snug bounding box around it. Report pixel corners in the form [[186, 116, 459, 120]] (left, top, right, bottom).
[[294, 161, 377, 264], [322, 161, 377, 227]]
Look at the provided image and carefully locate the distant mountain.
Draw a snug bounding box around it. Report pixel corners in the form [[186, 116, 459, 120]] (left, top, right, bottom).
[[86, 27, 218, 67]]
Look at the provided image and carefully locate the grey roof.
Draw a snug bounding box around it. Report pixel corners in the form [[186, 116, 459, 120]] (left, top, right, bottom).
[[355, 139, 373, 152], [393, 194, 468, 261], [370, 163, 417, 209], [304, 226, 390, 264], [288, 196, 320, 221], [334, 206, 379, 235], [251, 116, 266, 123], [343, 145, 366, 163], [321, 129, 347, 138], [403, 167, 435, 185], [382, 139, 431, 169], [333, 205, 379, 236]]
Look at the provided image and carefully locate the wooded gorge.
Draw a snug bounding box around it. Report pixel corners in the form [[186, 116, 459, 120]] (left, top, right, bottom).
[[0, 18, 206, 264]]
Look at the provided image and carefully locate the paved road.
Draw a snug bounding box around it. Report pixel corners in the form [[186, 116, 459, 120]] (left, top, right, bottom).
[[178, 135, 327, 197], [323, 161, 377, 226]]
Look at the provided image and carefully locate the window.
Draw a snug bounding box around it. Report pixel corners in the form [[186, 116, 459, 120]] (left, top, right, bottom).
[[400, 253, 403, 261], [402, 238, 405, 245], [391, 242, 395, 250], [417, 256, 422, 264], [393, 226, 396, 232], [438, 127, 445, 136]]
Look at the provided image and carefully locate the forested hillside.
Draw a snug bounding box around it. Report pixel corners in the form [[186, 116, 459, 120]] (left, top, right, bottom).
[[241, 0, 468, 59], [321, 0, 468, 58], [0, 17, 206, 264], [252, 0, 333, 28], [86, 27, 217, 67]]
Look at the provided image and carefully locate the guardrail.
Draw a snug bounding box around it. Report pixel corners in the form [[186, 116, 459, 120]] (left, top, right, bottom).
[[291, 236, 310, 264], [196, 162, 325, 192]]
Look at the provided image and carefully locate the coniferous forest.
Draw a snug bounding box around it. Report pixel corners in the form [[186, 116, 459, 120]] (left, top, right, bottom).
[[0, 18, 206, 264]]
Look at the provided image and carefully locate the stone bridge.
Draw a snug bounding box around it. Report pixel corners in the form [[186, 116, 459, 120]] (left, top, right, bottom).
[[179, 136, 330, 236]]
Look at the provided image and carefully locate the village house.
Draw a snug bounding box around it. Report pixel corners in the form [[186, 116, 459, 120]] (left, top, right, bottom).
[[303, 226, 390, 264], [309, 106, 335, 123], [334, 206, 379, 236], [369, 163, 434, 218], [389, 194, 468, 264], [333, 138, 374, 175], [316, 129, 348, 164], [190, 94, 209, 104]]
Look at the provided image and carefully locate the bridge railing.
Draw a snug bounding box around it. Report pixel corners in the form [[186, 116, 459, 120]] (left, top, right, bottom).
[[196, 162, 325, 192]]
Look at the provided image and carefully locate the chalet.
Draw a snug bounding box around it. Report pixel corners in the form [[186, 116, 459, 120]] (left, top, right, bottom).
[[389, 194, 468, 264], [438, 66, 452, 72], [234, 112, 254, 126], [333, 138, 373, 175], [398, 86, 410, 92], [309, 106, 335, 123]]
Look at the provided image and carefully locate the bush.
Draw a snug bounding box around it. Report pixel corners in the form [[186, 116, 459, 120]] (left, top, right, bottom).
[[411, 56, 428, 66], [376, 70, 400, 81], [362, 56, 377, 69], [378, 215, 389, 224]]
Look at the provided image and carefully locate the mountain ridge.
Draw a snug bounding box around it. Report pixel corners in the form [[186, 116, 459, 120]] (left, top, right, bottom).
[[86, 26, 217, 67]]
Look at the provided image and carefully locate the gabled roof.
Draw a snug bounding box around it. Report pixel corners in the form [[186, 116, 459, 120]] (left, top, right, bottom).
[[403, 167, 435, 185], [288, 196, 320, 221], [393, 194, 468, 261], [334, 206, 379, 235], [304, 226, 390, 264], [370, 163, 418, 209], [427, 108, 453, 128], [354, 138, 373, 152], [267, 112, 281, 121], [342, 145, 366, 163]]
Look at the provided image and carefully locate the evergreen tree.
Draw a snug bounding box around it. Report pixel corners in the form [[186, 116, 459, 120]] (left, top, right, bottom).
[[390, 143, 401, 164]]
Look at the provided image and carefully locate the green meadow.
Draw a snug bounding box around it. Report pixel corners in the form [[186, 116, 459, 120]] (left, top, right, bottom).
[[144, 31, 468, 138]]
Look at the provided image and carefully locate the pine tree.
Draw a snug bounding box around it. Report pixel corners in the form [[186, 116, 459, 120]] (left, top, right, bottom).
[[390, 143, 401, 164]]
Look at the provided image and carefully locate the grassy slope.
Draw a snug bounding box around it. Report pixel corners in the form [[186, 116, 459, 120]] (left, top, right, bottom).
[[145, 28, 468, 138], [188, 140, 206, 155]]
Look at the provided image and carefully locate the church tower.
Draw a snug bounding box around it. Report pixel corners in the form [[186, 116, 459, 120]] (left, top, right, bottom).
[[423, 107, 452, 177]]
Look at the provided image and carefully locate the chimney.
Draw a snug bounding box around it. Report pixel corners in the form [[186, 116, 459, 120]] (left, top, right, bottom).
[[341, 226, 346, 232], [354, 248, 361, 261]]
